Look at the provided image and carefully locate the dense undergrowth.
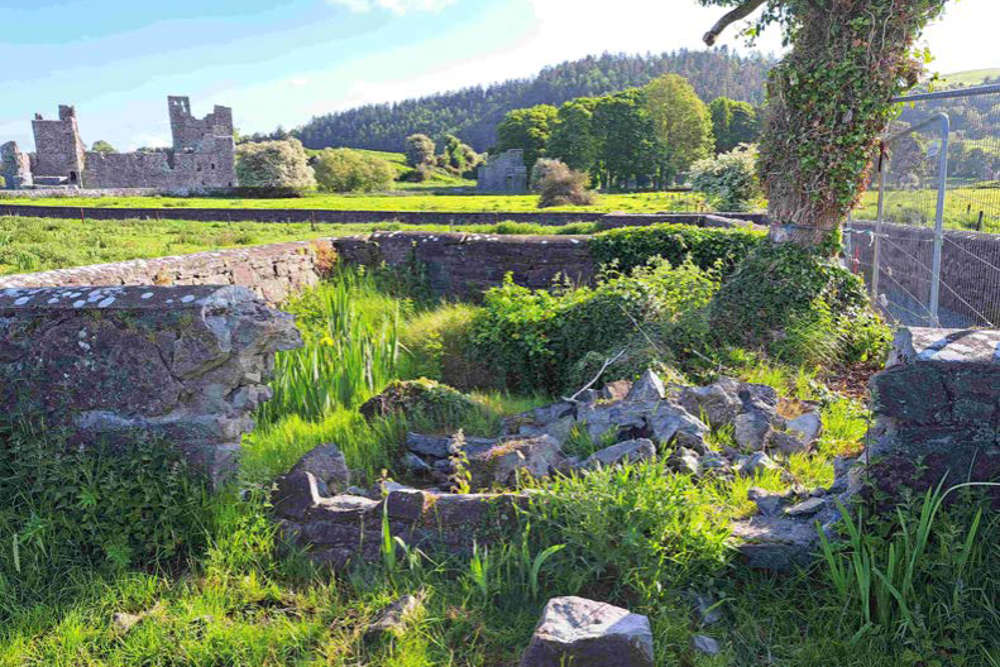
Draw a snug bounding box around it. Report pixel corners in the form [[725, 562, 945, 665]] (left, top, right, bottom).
[[1, 234, 997, 666]]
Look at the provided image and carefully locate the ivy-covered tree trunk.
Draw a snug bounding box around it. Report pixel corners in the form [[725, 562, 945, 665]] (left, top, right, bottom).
[[703, 0, 949, 251]]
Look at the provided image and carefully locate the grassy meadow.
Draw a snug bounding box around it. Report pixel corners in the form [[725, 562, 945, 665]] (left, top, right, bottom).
[[2, 262, 997, 666], [853, 184, 1000, 232], [0, 215, 605, 277], [0, 189, 708, 214]]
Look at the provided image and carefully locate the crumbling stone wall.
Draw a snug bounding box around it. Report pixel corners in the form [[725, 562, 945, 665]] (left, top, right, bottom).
[[82, 135, 235, 189], [477, 149, 528, 193], [0, 285, 301, 480], [0, 240, 329, 304], [0, 141, 32, 189]]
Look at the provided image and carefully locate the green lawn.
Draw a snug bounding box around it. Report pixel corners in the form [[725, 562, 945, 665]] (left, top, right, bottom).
[[0, 190, 708, 213], [853, 185, 999, 232], [0, 215, 604, 276]]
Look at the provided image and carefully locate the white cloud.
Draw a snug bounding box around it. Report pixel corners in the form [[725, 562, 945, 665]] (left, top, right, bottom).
[[325, 0, 455, 14]]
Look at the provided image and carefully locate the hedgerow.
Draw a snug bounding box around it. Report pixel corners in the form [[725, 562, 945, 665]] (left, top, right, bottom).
[[589, 222, 765, 276]]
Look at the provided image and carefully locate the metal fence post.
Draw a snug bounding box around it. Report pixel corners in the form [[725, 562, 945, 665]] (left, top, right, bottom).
[[929, 113, 950, 327], [872, 142, 887, 301]]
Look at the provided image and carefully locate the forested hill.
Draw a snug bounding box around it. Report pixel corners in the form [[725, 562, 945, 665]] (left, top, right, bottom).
[[295, 48, 775, 152]]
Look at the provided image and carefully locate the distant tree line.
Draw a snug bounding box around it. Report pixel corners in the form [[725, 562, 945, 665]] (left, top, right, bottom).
[[293, 49, 774, 152], [493, 73, 760, 191]]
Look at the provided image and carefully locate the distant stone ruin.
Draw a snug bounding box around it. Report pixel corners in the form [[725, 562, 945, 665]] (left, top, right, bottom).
[[477, 148, 528, 193], [0, 96, 235, 190]]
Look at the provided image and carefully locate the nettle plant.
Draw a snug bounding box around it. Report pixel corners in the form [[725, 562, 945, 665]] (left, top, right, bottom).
[[699, 0, 949, 249]]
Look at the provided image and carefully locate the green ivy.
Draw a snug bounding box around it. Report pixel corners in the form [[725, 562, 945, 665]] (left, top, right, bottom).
[[589, 223, 765, 276]]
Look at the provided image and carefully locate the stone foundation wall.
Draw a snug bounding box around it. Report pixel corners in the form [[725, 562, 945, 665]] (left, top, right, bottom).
[[0, 285, 301, 481], [869, 327, 1000, 490]]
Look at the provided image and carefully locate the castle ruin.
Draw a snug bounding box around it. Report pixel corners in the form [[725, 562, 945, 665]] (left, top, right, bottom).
[[477, 149, 528, 193], [1, 96, 236, 190]]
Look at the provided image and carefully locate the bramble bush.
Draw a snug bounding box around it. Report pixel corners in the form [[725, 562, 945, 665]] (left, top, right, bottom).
[[470, 258, 719, 393], [537, 161, 595, 208], [590, 222, 765, 276]]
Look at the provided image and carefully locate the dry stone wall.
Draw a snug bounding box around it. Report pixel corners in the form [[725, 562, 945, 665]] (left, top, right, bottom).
[[0, 285, 301, 481]]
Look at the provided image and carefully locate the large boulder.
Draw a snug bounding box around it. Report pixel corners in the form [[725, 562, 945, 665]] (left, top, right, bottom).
[[519, 596, 654, 667]]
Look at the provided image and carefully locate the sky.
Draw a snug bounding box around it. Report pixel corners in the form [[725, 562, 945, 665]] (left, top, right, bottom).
[[0, 0, 997, 152]]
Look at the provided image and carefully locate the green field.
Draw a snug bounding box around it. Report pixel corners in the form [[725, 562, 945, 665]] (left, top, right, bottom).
[[0, 215, 606, 276], [0, 190, 708, 213], [853, 185, 1000, 232], [935, 67, 1000, 86], [310, 148, 478, 190]]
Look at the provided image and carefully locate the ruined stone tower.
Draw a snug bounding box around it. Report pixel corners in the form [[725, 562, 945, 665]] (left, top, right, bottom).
[[30, 105, 86, 185], [168, 96, 234, 152]]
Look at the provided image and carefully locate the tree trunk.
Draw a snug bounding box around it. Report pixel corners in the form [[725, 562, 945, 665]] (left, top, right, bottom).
[[755, 0, 947, 250]]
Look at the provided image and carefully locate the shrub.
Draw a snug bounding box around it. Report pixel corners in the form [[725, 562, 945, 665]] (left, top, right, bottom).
[[529, 157, 564, 192], [405, 133, 436, 167], [537, 162, 595, 208], [470, 258, 719, 394], [708, 241, 892, 366], [590, 222, 765, 276], [235, 138, 316, 189], [0, 419, 212, 575], [359, 378, 490, 432], [689, 143, 762, 212], [313, 148, 395, 193]]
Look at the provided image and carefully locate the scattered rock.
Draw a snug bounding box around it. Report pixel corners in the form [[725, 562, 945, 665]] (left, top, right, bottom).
[[468, 435, 565, 487], [582, 438, 656, 470], [112, 611, 144, 633], [691, 592, 723, 626], [366, 594, 423, 638], [730, 506, 839, 571], [784, 497, 827, 517], [699, 452, 729, 472], [691, 634, 721, 656], [359, 379, 482, 424], [738, 452, 780, 478], [677, 377, 741, 427], [626, 369, 666, 405], [747, 487, 786, 516], [647, 402, 709, 452], [668, 447, 701, 476], [401, 452, 432, 474], [738, 383, 779, 415], [599, 379, 633, 402], [290, 444, 350, 495], [787, 411, 823, 443], [768, 431, 809, 456], [272, 470, 325, 520], [734, 410, 772, 451], [519, 596, 654, 667]]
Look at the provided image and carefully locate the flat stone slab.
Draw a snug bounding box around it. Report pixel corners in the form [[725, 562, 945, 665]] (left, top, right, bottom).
[[890, 327, 1000, 365], [519, 596, 654, 667]]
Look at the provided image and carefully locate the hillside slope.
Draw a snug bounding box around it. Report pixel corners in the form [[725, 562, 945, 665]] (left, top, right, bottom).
[[296, 48, 774, 153]]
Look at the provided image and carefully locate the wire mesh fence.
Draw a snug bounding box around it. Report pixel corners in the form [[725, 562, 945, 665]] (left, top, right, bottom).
[[844, 83, 1000, 329]]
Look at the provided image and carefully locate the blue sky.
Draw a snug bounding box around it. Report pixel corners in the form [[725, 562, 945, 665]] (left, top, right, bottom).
[[1, 0, 997, 151]]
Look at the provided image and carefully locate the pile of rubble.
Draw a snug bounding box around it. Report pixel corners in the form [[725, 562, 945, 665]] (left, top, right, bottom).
[[273, 370, 861, 570]]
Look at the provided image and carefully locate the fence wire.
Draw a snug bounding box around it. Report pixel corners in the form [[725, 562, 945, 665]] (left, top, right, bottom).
[[844, 83, 1000, 329]]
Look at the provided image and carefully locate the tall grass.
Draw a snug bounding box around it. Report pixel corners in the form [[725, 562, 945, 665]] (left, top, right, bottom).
[[257, 270, 404, 426]]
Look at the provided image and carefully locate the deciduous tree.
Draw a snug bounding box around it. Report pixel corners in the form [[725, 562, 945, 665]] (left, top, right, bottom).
[[496, 105, 558, 170], [700, 0, 950, 249]]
